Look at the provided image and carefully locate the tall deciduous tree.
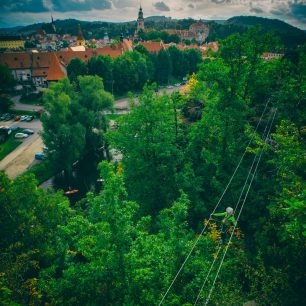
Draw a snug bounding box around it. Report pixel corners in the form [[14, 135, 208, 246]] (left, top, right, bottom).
[[107, 86, 181, 214], [0, 64, 15, 92], [156, 49, 172, 84], [87, 55, 113, 92], [0, 172, 71, 305], [67, 58, 88, 84], [41, 78, 86, 177], [41, 76, 113, 177]]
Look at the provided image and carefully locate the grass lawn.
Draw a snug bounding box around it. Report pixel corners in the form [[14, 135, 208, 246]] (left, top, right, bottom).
[[0, 135, 22, 161]]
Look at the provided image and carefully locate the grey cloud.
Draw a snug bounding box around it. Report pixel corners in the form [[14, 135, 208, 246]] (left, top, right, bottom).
[[0, 0, 48, 13], [111, 0, 137, 9], [269, 2, 305, 26], [210, 0, 227, 5], [0, 0, 112, 13], [289, 3, 306, 19], [154, 2, 170, 12], [250, 7, 263, 14], [52, 0, 112, 12], [188, 4, 195, 9]]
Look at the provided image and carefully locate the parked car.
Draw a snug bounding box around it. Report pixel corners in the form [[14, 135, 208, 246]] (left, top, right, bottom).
[[2, 114, 14, 121], [26, 116, 34, 122], [15, 133, 29, 139], [22, 129, 34, 135], [9, 126, 21, 132], [15, 115, 21, 121], [35, 153, 45, 160], [20, 115, 28, 121], [0, 126, 11, 135]]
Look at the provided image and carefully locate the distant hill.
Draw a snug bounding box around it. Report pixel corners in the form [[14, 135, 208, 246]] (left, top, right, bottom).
[[145, 16, 173, 22], [208, 16, 306, 47], [0, 15, 304, 48]]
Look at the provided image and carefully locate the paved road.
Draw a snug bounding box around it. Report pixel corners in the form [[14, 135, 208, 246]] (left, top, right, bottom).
[[12, 86, 182, 112], [12, 95, 43, 111], [0, 119, 43, 179]]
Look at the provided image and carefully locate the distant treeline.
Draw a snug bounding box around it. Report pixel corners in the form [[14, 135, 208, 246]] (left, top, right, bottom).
[[67, 45, 203, 95]]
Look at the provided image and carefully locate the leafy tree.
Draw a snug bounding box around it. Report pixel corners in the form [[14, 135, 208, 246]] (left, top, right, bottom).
[[67, 58, 88, 83], [113, 51, 151, 95], [0, 172, 71, 305], [76, 75, 114, 153], [272, 45, 306, 128], [168, 46, 186, 78], [0, 94, 13, 113], [0, 64, 15, 92], [41, 76, 113, 178], [41, 78, 86, 178], [183, 48, 202, 75], [87, 55, 113, 92], [156, 49, 172, 84], [107, 86, 181, 214], [39, 162, 139, 305]]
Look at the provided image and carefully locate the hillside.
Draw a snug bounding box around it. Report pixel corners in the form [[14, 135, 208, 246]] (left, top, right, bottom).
[[0, 15, 305, 48]]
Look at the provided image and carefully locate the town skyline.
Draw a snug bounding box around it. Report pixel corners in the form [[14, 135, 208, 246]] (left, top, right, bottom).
[[1, 0, 305, 29]]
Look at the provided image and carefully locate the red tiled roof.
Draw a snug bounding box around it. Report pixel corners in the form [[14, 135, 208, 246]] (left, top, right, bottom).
[[46, 53, 66, 81], [56, 50, 93, 65], [95, 47, 123, 58], [32, 52, 51, 68], [164, 43, 186, 51], [32, 68, 49, 77], [139, 41, 164, 53], [121, 39, 133, 52], [0, 52, 31, 69], [56, 47, 122, 66]]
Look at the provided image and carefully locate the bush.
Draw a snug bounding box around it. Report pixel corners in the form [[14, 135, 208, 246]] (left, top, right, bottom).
[[26, 161, 55, 185], [0, 95, 13, 113]]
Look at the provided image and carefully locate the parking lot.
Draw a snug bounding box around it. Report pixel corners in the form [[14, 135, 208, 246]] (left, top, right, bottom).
[[0, 117, 43, 179]]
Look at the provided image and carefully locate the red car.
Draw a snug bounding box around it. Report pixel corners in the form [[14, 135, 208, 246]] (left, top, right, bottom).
[[14, 115, 21, 121]]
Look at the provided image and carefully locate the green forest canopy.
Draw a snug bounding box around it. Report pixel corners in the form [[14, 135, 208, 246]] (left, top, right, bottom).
[[0, 30, 305, 305]]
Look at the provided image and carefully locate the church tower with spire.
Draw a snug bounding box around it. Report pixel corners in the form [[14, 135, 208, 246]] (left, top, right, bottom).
[[76, 24, 86, 46], [51, 15, 56, 33], [136, 6, 145, 34]]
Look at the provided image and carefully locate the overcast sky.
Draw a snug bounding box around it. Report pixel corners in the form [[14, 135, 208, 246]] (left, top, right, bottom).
[[0, 0, 305, 29]]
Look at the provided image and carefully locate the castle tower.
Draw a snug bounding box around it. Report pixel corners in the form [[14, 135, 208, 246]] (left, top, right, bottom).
[[136, 6, 145, 34], [77, 24, 86, 46]]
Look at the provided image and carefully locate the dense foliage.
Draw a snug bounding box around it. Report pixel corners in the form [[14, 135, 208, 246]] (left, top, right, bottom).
[[41, 76, 113, 178], [1, 30, 305, 305], [68, 46, 203, 95], [138, 29, 181, 44]]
